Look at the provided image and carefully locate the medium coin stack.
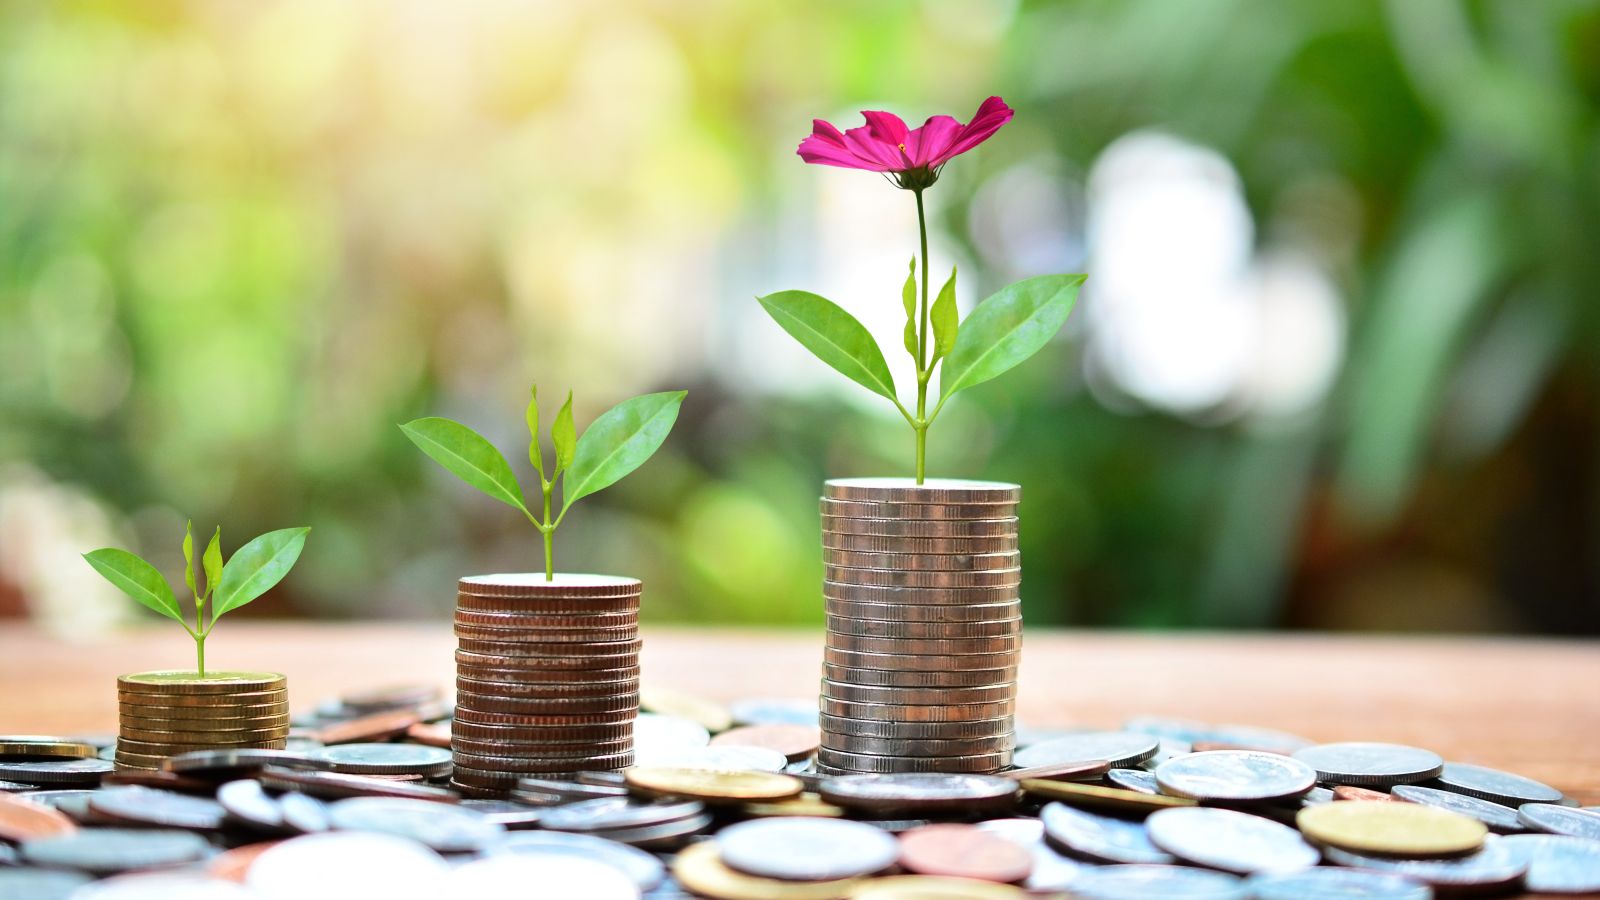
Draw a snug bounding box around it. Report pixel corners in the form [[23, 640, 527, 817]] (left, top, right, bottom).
[[115, 671, 289, 771], [818, 477, 1021, 775], [452, 574, 642, 797]]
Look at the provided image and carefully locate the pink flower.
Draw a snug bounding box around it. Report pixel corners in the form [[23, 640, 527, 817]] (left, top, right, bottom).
[[797, 96, 1015, 189]]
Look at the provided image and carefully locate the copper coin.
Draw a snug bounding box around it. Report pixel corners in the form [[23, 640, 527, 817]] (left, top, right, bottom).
[[823, 532, 1020, 554], [824, 633, 1022, 657], [456, 675, 640, 697], [451, 707, 635, 728], [314, 709, 422, 745], [455, 594, 641, 614], [823, 549, 1021, 572], [709, 725, 822, 762], [820, 499, 1018, 520], [822, 648, 1017, 672], [453, 612, 640, 632], [0, 794, 78, 842], [1191, 741, 1289, 755], [405, 723, 452, 748], [823, 582, 1020, 605], [820, 515, 1019, 537], [1000, 760, 1112, 782], [452, 751, 634, 773], [822, 681, 1016, 706], [450, 737, 633, 759], [453, 626, 637, 644], [207, 840, 282, 883], [825, 566, 1022, 589], [820, 697, 1016, 722], [454, 664, 642, 683], [454, 692, 638, 715], [898, 823, 1033, 883], [823, 666, 1019, 689], [1334, 785, 1396, 802], [455, 650, 639, 670], [455, 638, 642, 657], [452, 719, 635, 742]]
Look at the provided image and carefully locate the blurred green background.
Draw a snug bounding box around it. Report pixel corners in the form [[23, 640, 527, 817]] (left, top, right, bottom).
[[2, 0, 1597, 635]]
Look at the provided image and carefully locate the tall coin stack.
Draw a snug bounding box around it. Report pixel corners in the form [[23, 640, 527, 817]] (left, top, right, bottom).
[[115, 671, 289, 771], [451, 573, 642, 797], [818, 477, 1022, 775]]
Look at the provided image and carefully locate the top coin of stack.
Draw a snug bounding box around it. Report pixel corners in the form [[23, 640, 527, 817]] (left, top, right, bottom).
[[115, 671, 289, 771], [452, 574, 643, 798], [818, 478, 1022, 775]]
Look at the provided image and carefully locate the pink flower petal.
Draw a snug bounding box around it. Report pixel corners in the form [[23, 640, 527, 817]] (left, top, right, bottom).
[[842, 124, 904, 170], [904, 115, 961, 168], [861, 110, 910, 148], [798, 118, 884, 169], [930, 96, 1014, 167]]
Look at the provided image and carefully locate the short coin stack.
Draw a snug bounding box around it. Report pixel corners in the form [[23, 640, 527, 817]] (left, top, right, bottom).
[[819, 477, 1022, 775], [452, 574, 642, 797], [115, 671, 288, 771]]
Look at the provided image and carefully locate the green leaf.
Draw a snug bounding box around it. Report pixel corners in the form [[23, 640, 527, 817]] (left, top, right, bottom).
[[940, 274, 1084, 400], [213, 527, 310, 618], [563, 390, 686, 510], [83, 549, 183, 622], [182, 520, 196, 599], [202, 528, 222, 599], [526, 385, 544, 476], [552, 391, 576, 476], [930, 266, 959, 363], [901, 258, 918, 361], [401, 417, 530, 514], [756, 291, 898, 402]]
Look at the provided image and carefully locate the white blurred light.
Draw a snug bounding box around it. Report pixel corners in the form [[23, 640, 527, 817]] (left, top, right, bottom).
[[969, 157, 1084, 281], [1239, 254, 1345, 420]]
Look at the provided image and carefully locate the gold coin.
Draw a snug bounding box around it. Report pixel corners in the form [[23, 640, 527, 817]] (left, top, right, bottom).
[[742, 793, 847, 818], [0, 740, 97, 759], [117, 690, 287, 708], [640, 686, 734, 733], [626, 766, 803, 803], [1019, 779, 1196, 814], [671, 841, 862, 900], [846, 876, 1029, 899], [1297, 801, 1487, 857], [117, 671, 285, 694]]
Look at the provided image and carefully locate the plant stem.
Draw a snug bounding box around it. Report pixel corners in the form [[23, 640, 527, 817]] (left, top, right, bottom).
[[195, 634, 205, 678], [541, 480, 555, 581], [914, 187, 931, 485], [194, 594, 206, 677]]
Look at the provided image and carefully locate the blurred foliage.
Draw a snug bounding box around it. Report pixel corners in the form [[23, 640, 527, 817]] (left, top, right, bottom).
[[1, 0, 1597, 633]]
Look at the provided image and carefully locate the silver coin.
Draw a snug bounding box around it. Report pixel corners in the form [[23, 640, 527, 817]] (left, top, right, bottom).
[[0, 758, 112, 786], [15, 789, 96, 820], [825, 632, 1022, 656], [822, 647, 1017, 672], [1498, 833, 1600, 893], [633, 713, 710, 755], [826, 617, 1021, 639], [218, 779, 288, 832], [513, 777, 629, 803], [457, 799, 543, 828], [1298, 786, 1336, 806], [1013, 731, 1161, 769], [823, 476, 1021, 502], [1105, 768, 1160, 794], [1155, 751, 1317, 803], [1040, 801, 1175, 864], [823, 548, 1021, 572], [66, 872, 255, 899], [1243, 868, 1430, 900], [824, 565, 1021, 589], [0, 869, 94, 900], [1434, 762, 1564, 807], [825, 596, 1022, 618], [819, 697, 1015, 722], [540, 797, 705, 833], [975, 818, 1088, 891], [1391, 784, 1527, 833], [245, 831, 449, 895], [819, 499, 1019, 520], [87, 786, 227, 830], [19, 828, 213, 874], [635, 745, 787, 772], [818, 773, 1018, 813], [816, 747, 1012, 774], [312, 743, 453, 777], [449, 853, 637, 897], [728, 699, 818, 727], [822, 532, 1019, 554], [820, 679, 1016, 705], [820, 713, 1014, 740], [1321, 838, 1526, 890], [823, 733, 1015, 758], [717, 817, 899, 880], [327, 797, 503, 852], [163, 748, 320, 777], [821, 515, 1020, 537], [1068, 864, 1247, 899], [1518, 803, 1600, 840], [1290, 742, 1443, 787], [1146, 807, 1319, 875], [489, 830, 664, 890], [279, 791, 330, 833], [822, 665, 1019, 688]]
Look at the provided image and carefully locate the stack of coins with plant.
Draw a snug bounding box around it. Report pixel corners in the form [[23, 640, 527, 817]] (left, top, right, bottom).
[[84, 523, 309, 770], [403, 386, 684, 796], [759, 97, 1083, 774]]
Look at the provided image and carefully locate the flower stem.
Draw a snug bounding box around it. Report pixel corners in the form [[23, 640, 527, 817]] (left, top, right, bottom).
[[541, 481, 555, 581], [914, 187, 931, 485], [195, 633, 206, 678], [194, 593, 206, 677]]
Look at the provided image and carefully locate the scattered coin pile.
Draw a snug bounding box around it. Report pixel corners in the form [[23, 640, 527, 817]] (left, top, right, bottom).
[[3, 689, 1600, 898], [820, 477, 1022, 775], [452, 574, 642, 796], [115, 672, 288, 772]]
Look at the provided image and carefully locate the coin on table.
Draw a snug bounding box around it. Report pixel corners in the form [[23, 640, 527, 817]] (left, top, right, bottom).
[[217, 779, 290, 832], [10, 789, 95, 822], [163, 748, 321, 778], [490, 830, 664, 890], [326, 797, 503, 852], [1039, 802, 1175, 865], [0, 739, 98, 760], [245, 831, 449, 896], [0, 869, 94, 900], [1062, 864, 1247, 900], [1000, 760, 1110, 783], [1243, 868, 1430, 900], [1432, 761, 1563, 807], [312, 743, 453, 778], [67, 872, 256, 899], [118, 671, 286, 694], [818, 773, 1017, 815], [742, 794, 848, 818], [638, 687, 732, 734], [88, 786, 228, 830], [19, 828, 213, 874], [710, 724, 821, 762], [0, 794, 76, 841], [894, 823, 1033, 883], [975, 818, 1088, 893], [1012, 731, 1160, 770], [1297, 800, 1487, 856], [715, 817, 898, 880], [448, 854, 637, 899], [1104, 768, 1160, 794], [1517, 803, 1600, 840], [1498, 833, 1600, 894], [634, 713, 712, 752], [638, 745, 788, 772], [672, 840, 863, 900], [539, 797, 704, 833], [1391, 784, 1527, 833], [1320, 838, 1527, 892], [729, 698, 818, 727], [1291, 742, 1443, 787], [257, 766, 459, 803], [1021, 780, 1195, 815], [1147, 807, 1319, 874], [848, 875, 1029, 899], [625, 767, 802, 803], [0, 759, 113, 786], [1333, 785, 1394, 802], [1154, 750, 1317, 803], [313, 709, 423, 745]]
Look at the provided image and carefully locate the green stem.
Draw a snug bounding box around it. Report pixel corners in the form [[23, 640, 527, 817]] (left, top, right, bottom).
[[914, 187, 931, 485], [194, 594, 206, 677], [541, 480, 555, 581], [195, 634, 206, 678]]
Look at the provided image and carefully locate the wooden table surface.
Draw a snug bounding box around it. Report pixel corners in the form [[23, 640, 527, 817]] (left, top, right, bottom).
[[2, 623, 1596, 807]]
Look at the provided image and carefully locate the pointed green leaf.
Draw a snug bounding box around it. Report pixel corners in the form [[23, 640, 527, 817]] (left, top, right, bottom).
[[203, 528, 222, 599], [213, 527, 310, 618], [756, 291, 897, 402], [182, 520, 196, 599], [552, 391, 576, 476], [563, 391, 686, 509], [901, 258, 919, 361], [401, 417, 530, 514], [84, 549, 183, 622], [940, 274, 1084, 400], [930, 267, 959, 363], [526, 385, 544, 476]]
